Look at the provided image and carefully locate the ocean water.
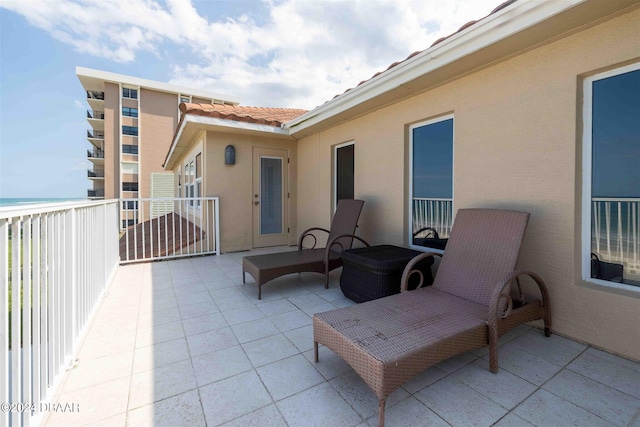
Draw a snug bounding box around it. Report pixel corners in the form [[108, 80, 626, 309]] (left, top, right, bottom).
[[0, 198, 86, 208]]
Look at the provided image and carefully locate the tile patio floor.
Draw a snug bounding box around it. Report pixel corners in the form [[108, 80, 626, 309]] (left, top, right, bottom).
[[43, 248, 640, 427]]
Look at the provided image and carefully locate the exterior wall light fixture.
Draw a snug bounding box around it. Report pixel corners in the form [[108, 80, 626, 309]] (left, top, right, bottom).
[[225, 145, 236, 165]]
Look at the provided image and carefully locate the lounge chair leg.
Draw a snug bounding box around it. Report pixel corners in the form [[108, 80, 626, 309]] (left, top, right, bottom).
[[258, 285, 261, 300], [379, 399, 386, 427], [242, 271, 245, 284], [314, 342, 319, 362], [545, 326, 551, 337]]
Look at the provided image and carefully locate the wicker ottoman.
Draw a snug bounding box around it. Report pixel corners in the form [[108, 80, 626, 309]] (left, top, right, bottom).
[[340, 245, 434, 302]]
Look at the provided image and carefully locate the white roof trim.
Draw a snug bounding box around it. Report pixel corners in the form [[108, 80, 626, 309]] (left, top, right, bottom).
[[76, 66, 241, 104], [164, 114, 290, 168], [284, 0, 585, 133]]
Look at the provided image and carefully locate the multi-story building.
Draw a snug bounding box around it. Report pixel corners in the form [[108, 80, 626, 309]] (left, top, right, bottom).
[[76, 66, 239, 227]]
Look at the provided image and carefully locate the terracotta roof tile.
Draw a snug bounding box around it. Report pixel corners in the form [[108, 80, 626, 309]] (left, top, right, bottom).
[[179, 103, 308, 127], [328, 0, 518, 103]]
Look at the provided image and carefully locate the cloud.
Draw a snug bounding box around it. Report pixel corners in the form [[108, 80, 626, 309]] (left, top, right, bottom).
[[73, 99, 84, 108], [2, 0, 497, 109]]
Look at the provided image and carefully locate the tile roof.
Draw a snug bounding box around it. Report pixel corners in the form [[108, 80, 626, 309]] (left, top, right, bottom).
[[329, 0, 518, 102], [179, 103, 308, 127]]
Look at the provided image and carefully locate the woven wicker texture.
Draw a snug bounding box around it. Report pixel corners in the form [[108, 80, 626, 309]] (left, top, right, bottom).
[[242, 199, 364, 298], [433, 209, 528, 306], [313, 208, 550, 427]]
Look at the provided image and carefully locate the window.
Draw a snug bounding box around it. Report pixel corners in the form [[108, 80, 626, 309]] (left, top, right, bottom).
[[122, 126, 138, 136], [180, 95, 191, 103], [334, 142, 354, 210], [184, 153, 203, 209], [122, 200, 138, 210], [122, 107, 138, 117], [122, 87, 138, 99], [409, 116, 454, 252], [122, 219, 136, 228], [583, 63, 640, 288], [122, 182, 138, 192], [122, 145, 138, 154]]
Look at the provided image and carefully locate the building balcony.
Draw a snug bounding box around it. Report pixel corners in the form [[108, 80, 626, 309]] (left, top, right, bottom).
[[86, 90, 104, 100], [2, 200, 638, 427], [87, 149, 104, 160], [87, 130, 105, 140], [41, 250, 640, 427], [87, 169, 105, 178], [87, 110, 104, 119], [87, 110, 105, 132], [87, 189, 105, 198]]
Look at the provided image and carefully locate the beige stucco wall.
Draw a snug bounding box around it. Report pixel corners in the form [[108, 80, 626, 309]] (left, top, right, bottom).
[[296, 8, 640, 360], [168, 128, 298, 253], [139, 89, 179, 199]]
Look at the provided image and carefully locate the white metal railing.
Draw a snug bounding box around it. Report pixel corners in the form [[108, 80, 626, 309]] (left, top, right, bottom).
[[119, 197, 220, 264], [0, 200, 119, 427], [412, 198, 454, 238], [592, 198, 640, 272]]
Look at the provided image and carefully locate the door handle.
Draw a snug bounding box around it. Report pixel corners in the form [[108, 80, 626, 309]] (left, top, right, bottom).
[[254, 201, 259, 205]]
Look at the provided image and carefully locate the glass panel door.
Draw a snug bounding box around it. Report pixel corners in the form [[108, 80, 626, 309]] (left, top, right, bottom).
[[260, 157, 283, 235]]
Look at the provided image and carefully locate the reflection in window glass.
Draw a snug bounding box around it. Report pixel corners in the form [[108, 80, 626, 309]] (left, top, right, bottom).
[[588, 67, 640, 286], [410, 117, 454, 251]]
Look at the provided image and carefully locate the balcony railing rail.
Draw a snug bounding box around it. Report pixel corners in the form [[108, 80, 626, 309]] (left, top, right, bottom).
[[86, 110, 104, 120], [87, 149, 104, 159], [592, 198, 640, 274], [87, 170, 105, 178], [119, 197, 220, 263], [86, 91, 104, 101], [0, 200, 119, 427], [87, 130, 105, 139], [412, 197, 454, 240]]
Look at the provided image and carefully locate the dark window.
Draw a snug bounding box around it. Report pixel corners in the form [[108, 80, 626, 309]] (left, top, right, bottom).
[[122, 88, 138, 99], [122, 107, 138, 118], [586, 66, 640, 285], [122, 201, 138, 210], [335, 144, 354, 206], [122, 182, 138, 192], [410, 117, 454, 250], [122, 145, 138, 154], [122, 126, 138, 136], [122, 219, 136, 228]]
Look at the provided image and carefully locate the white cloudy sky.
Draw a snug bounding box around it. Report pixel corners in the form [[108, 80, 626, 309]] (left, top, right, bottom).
[[2, 0, 498, 109], [0, 0, 501, 198]]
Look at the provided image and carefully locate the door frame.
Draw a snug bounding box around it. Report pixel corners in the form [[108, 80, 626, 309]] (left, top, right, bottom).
[[252, 147, 290, 248]]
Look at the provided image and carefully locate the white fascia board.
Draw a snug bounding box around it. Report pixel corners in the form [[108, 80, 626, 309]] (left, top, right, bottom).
[[164, 114, 290, 169], [285, 0, 586, 133], [76, 66, 241, 105]]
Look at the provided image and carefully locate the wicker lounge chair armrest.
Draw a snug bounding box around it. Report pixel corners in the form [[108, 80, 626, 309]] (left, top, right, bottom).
[[412, 226, 439, 238], [488, 270, 551, 328], [324, 234, 371, 261], [400, 252, 442, 292], [298, 227, 331, 249]]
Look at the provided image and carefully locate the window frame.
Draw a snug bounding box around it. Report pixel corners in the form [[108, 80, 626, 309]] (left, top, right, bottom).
[[122, 144, 138, 155], [408, 114, 455, 254], [184, 152, 203, 211], [122, 126, 138, 136], [581, 62, 640, 292], [333, 141, 355, 212], [122, 182, 138, 192], [122, 87, 138, 99], [122, 107, 138, 118]]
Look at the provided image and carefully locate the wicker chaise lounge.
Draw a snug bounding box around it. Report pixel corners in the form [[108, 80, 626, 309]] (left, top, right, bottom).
[[313, 209, 551, 427], [242, 199, 367, 299]]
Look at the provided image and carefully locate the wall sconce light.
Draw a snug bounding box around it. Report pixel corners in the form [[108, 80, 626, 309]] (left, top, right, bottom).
[[225, 145, 236, 165]]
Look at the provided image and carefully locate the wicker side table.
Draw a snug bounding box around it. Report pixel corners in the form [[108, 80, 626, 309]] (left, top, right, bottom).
[[340, 245, 434, 302]]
